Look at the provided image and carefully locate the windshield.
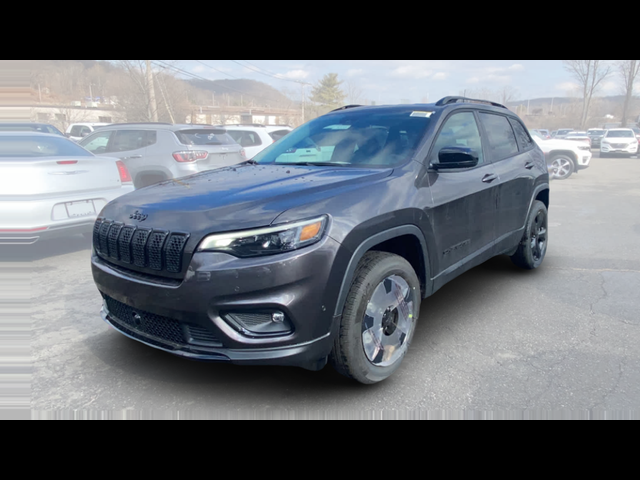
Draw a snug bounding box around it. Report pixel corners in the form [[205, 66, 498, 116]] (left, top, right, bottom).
[[0, 135, 93, 157], [252, 109, 432, 167], [605, 130, 635, 138], [175, 129, 237, 145]]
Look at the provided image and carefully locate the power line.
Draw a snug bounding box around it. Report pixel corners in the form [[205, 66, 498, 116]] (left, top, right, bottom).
[[152, 60, 278, 104], [229, 60, 311, 85]]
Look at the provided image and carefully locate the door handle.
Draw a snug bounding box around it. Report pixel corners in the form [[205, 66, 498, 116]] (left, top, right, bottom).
[[482, 173, 498, 183], [120, 155, 142, 160], [525, 161, 535, 169]]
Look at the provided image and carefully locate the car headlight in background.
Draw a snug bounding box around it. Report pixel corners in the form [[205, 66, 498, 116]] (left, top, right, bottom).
[[197, 216, 328, 257]]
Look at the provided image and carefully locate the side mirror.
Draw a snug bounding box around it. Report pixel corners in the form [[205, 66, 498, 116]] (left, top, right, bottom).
[[432, 147, 479, 169]]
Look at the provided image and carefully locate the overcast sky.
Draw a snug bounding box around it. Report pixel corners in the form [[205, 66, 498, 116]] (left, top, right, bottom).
[[175, 60, 624, 105]]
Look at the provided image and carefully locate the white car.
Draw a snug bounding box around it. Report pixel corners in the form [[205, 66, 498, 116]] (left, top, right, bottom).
[[600, 128, 639, 158], [65, 122, 111, 142], [0, 132, 134, 244], [529, 129, 591, 180], [218, 124, 293, 159]]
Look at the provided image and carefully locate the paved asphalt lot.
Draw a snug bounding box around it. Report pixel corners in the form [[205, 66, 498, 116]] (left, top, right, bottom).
[[5, 151, 640, 417]]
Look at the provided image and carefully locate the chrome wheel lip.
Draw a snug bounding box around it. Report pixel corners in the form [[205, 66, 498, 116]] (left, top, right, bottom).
[[361, 275, 416, 368]]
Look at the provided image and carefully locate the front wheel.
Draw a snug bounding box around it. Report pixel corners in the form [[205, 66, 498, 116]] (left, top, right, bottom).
[[510, 200, 548, 270], [549, 154, 574, 179], [329, 252, 421, 384]]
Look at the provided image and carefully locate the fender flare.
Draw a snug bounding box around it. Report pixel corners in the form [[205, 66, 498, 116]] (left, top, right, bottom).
[[333, 225, 430, 317]]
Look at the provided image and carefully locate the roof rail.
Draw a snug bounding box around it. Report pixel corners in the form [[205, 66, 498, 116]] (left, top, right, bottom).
[[330, 105, 363, 112], [436, 96, 507, 109], [95, 122, 172, 128], [218, 123, 266, 127]]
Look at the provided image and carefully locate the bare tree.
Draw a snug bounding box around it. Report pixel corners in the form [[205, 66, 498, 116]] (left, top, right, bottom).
[[344, 81, 365, 105], [499, 86, 518, 105], [617, 60, 640, 127], [563, 60, 612, 129]]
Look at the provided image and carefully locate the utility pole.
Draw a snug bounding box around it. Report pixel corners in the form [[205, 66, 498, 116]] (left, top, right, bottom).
[[146, 60, 158, 122], [550, 97, 554, 114], [89, 83, 93, 103], [38, 83, 41, 103], [156, 73, 175, 123], [301, 82, 305, 123]]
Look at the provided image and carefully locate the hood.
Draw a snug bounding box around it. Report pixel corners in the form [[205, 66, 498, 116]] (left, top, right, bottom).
[[534, 137, 582, 150], [98, 163, 393, 235]]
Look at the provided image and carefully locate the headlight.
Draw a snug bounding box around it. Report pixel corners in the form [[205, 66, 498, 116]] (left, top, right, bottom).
[[197, 215, 328, 257], [577, 145, 590, 150]]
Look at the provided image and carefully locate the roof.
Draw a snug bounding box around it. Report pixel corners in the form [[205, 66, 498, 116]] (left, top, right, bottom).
[[93, 123, 227, 132], [0, 122, 55, 126], [0, 131, 63, 137], [324, 96, 517, 118]]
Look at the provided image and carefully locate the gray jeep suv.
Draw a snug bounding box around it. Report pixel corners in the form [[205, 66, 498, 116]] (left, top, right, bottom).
[[79, 123, 246, 188], [90, 98, 550, 385]]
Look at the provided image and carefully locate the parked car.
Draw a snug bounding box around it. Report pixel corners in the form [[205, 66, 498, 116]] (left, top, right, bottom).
[[600, 128, 639, 157], [65, 123, 111, 142], [0, 122, 65, 136], [552, 128, 575, 139], [587, 128, 606, 148], [215, 124, 293, 159], [90, 96, 550, 385], [564, 131, 592, 147], [535, 129, 551, 139], [529, 129, 591, 179], [78, 123, 247, 189], [0, 132, 134, 245]]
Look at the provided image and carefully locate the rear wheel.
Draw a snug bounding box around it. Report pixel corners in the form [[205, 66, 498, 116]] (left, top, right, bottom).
[[136, 173, 167, 189], [510, 200, 548, 270], [329, 252, 421, 385]]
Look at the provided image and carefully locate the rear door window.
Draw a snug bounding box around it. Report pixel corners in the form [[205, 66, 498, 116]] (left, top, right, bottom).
[[478, 112, 519, 161], [508, 117, 534, 151], [108, 130, 156, 152]]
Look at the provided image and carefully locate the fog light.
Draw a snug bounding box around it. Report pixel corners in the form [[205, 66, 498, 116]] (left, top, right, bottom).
[[223, 311, 293, 337]]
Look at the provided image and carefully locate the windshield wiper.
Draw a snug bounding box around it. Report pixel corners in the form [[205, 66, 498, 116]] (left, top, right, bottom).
[[281, 162, 348, 167], [243, 159, 259, 164]]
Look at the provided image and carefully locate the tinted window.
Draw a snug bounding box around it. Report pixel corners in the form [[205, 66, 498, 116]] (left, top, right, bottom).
[[269, 130, 291, 141], [70, 125, 83, 136], [108, 130, 156, 152], [429, 112, 484, 165], [0, 135, 94, 157], [253, 109, 431, 167], [44, 125, 63, 135], [508, 118, 534, 151], [79, 126, 92, 136], [227, 130, 262, 147], [478, 112, 519, 160], [79, 131, 114, 154], [175, 129, 236, 146]]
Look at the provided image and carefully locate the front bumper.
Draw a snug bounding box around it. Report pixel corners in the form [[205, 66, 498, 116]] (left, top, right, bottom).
[[600, 143, 638, 155], [576, 150, 592, 170], [92, 234, 346, 370]]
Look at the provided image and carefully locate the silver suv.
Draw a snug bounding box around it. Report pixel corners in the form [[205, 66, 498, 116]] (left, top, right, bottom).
[[78, 123, 246, 188]]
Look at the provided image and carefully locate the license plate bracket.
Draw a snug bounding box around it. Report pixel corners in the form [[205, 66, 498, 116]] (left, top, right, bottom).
[[65, 200, 96, 218]]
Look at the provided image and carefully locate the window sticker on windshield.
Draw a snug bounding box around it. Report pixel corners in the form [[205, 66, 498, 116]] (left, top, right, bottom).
[[410, 111, 434, 118]]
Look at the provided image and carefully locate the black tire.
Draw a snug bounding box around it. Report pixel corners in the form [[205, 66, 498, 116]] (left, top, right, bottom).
[[510, 200, 548, 270], [329, 251, 421, 385], [136, 174, 167, 189], [548, 153, 574, 180]]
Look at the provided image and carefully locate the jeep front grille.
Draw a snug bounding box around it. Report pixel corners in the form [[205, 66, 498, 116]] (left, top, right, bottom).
[[93, 218, 189, 275]]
